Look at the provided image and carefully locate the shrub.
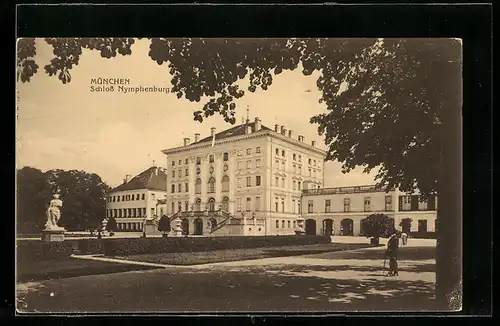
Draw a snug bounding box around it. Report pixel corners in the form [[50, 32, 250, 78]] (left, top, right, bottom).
[[106, 217, 117, 234], [103, 235, 331, 256], [16, 241, 76, 262], [158, 215, 171, 235], [362, 214, 394, 242]]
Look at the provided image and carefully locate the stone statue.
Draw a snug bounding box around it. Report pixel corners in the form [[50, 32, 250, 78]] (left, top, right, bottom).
[[45, 194, 64, 230]]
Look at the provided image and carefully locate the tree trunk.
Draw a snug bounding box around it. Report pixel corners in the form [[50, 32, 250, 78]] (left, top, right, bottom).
[[435, 53, 462, 311]]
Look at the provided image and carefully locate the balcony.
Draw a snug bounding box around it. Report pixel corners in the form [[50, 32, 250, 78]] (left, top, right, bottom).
[[302, 185, 385, 196]]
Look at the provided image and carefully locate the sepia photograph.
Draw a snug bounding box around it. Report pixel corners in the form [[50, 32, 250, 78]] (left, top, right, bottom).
[[16, 37, 463, 314]]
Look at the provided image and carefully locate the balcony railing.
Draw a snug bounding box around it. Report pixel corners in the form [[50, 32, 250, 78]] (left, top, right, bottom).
[[302, 185, 385, 196]]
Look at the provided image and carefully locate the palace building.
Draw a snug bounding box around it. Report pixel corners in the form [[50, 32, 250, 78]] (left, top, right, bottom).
[[158, 117, 326, 236], [106, 166, 168, 231], [300, 186, 438, 236]]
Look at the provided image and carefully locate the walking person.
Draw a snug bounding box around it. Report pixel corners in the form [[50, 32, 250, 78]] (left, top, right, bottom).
[[385, 230, 400, 276]]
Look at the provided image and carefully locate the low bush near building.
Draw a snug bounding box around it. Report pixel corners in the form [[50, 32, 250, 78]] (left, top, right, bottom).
[[103, 235, 331, 256], [16, 241, 76, 262], [76, 239, 104, 254]]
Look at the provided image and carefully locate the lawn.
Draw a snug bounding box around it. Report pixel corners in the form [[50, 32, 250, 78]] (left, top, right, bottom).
[[17, 258, 159, 283], [115, 243, 380, 266]]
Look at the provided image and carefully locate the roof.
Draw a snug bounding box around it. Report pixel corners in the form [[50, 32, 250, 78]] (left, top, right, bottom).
[[110, 166, 168, 192], [194, 121, 273, 144]]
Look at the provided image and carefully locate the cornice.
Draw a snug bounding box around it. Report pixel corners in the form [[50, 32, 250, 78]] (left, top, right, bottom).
[[162, 130, 326, 156]]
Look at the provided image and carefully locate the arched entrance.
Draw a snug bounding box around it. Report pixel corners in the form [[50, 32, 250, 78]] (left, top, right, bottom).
[[181, 218, 189, 235], [322, 219, 334, 236], [194, 218, 203, 235], [360, 218, 367, 236], [305, 219, 317, 235], [340, 218, 354, 236]]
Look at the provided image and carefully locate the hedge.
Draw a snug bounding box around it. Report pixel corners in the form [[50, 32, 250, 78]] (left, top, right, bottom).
[[103, 235, 331, 256], [76, 239, 104, 255], [16, 241, 76, 262], [410, 231, 437, 239]]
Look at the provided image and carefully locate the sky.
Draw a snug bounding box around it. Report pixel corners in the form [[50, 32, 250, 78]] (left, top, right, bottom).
[[16, 38, 378, 188]]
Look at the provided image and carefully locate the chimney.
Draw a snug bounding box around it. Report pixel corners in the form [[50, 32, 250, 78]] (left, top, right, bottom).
[[183, 137, 190, 146], [124, 174, 132, 184], [298, 135, 304, 142], [211, 127, 216, 137], [288, 130, 293, 138], [280, 126, 286, 135], [311, 141, 316, 147], [274, 124, 279, 132], [154, 167, 158, 176], [254, 117, 262, 131], [245, 124, 252, 135], [194, 133, 200, 142]]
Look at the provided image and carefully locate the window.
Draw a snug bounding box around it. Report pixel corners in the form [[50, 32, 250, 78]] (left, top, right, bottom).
[[276, 220, 279, 228], [178, 170, 182, 177], [288, 221, 291, 228], [208, 198, 215, 211], [281, 161, 285, 170], [237, 150, 243, 156], [255, 197, 261, 211], [275, 176, 279, 187], [246, 176, 251, 187], [275, 160, 280, 169], [172, 160, 175, 166], [185, 183, 189, 192], [142, 194, 145, 200], [209, 155, 214, 163], [222, 175, 230, 192], [314, 160, 316, 166], [308, 168, 312, 177], [185, 158, 188, 164], [282, 220, 285, 228], [178, 160, 181, 165], [247, 148, 252, 155], [364, 197, 371, 211], [151, 208, 155, 216], [178, 183, 182, 192], [385, 195, 392, 211], [238, 161, 243, 170], [292, 199, 296, 213], [256, 159, 261, 168], [293, 154, 296, 161], [298, 181, 301, 190], [121, 195, 124, 201], [143, 208, 146, 216], [344, 198, 351, 212], [171, 184, 175, 193], [247, 160, 252, 169], [418, 220, 428, 232], [172, 170, 176, 178], [196, 157, 201, 165], [298, 200, 301, 214], [325, 199, 331, 213], [308, 200, 314, 213], [298, 166, 302, 175], [401, 195, 412, 210], [293, 180, 296, 190], [282, 150, 285, 157], [185, 168, 189, 176], [223, 152, 229, 161], [293, 220, 296, 228], [308, 158, 312, 165], [151, 194, 156, 200], [185, 201, 189, 212], [256, 176, 261, 186], [195, 179, 202, 194], [298, 155, 302, 162], [237, 178, 242, 188], [256, 146, 261, 153], [246, 197, 251, 211], [178, 201, 182, 212], [194, 198, 201, 211], [275, 198, 279, 212], [281, 177, 285, 188], [281, 199, 285, 212], [293, 164, 296, 173], [275, 148, 279, 155], [222, 197, 229, 211], [237, 198, 242, 212], [208, 177, 216, 193]]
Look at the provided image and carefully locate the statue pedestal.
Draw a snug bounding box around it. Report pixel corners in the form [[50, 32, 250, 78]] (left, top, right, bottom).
[[41, 228, 66, 242]]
